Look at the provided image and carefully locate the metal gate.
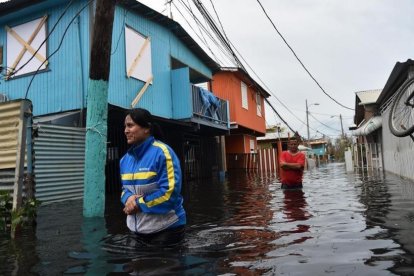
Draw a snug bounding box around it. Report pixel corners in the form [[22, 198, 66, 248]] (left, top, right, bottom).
[[33, 124, 86, 203]]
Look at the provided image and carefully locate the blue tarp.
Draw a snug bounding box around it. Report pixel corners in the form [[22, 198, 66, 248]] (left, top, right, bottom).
[[198, 87, 220, 118]]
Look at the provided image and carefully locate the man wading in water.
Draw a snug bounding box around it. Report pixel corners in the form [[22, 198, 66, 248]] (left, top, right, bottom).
[[280, 137, 306, 190]]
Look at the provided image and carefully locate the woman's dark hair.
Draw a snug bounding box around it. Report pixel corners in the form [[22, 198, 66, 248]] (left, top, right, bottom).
[[126, 108, 164, 140]]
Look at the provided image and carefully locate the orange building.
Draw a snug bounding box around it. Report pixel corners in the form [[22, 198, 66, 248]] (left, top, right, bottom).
[[211, 67, 270, 169]]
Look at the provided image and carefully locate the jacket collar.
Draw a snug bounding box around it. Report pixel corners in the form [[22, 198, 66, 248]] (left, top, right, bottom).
[[129, 136, 155, 158]]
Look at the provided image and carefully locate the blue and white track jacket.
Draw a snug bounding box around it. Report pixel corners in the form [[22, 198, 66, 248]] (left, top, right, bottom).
[[120, 136, 186, 234]]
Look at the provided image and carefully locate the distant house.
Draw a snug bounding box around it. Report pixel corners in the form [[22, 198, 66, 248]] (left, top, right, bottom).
[[308, 139, 328, 161], [376, 59, 414, 180], [257, 126, 295, 151], [350, 89, 383, 170], [0, 0, 230, 202], [211, 67, 270, 170]]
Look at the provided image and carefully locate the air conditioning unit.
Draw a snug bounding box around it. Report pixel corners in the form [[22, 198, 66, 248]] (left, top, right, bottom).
[[0, 93, 9, 103]]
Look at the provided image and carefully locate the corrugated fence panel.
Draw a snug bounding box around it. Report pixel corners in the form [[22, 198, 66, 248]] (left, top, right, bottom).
[[0, 101, 21, 169], [34, 124, 86, 203], [381, 107, 414, 180]]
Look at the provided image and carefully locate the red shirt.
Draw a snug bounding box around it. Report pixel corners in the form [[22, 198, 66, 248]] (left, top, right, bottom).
[[280, 151, 305, 185]]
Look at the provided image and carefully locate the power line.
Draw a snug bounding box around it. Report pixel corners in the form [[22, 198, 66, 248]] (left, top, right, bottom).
[[174, 0, 237, 65], [8, 0, 76, 78], [191, 0, 314, 135], [25, 0, 94, 98], [308, 112, 341, 132], [255, 0, 354, 111]]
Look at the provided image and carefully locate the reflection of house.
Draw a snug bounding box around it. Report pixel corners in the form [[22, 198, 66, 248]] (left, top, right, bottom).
[[350, 89, 383, 170], [376, 59, 414, 180], [0, 1, 230, 202], [211, 67, 270, 170]]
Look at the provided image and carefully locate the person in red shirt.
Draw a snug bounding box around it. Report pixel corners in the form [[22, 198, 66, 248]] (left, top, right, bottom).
[[280, 138, 306, 189]]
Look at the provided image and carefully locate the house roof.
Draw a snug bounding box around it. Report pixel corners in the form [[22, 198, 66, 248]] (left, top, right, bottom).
[[377, 59, 414, 106], [218, 67, 271, 98], [0, 0, 220, 73], [257, 129, 296, 141], [355, 89, 382, 105]]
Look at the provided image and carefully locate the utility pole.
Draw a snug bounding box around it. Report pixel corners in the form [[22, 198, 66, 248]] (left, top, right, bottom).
[[339, 114, 345, 139], [83, 0, 116, 217]]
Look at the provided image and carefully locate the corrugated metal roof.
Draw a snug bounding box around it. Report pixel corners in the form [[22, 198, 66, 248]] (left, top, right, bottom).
[[355, 89, 382, 105], [257, 129, 295, 140], [377, 59, 414, 106]]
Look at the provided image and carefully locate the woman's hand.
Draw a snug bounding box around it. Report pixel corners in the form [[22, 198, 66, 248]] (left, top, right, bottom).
[[123, 194, 142, 215]]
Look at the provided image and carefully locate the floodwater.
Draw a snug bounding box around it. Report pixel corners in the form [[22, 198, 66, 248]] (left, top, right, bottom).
[[1, 162, 414, 275]]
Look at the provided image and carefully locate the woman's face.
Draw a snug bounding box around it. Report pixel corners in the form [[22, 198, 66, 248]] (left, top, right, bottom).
[[124, 115, 150, 145]]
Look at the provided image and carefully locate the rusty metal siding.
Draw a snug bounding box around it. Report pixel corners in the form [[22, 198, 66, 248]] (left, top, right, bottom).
[[33, 124, 86, 203], [0, 101, 23, 169], [381, 107, 414, 180]]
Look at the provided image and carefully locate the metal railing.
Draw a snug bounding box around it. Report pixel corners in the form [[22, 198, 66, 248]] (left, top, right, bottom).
[[191, 85, 229, 127]]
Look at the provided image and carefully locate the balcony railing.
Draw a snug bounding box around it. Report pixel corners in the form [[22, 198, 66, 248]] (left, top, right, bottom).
[[191, 85, 229, 128]]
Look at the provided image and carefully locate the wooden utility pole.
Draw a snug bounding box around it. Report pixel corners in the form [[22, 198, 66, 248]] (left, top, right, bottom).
[[83, 0, 116, 217], [339, 114, 345, 139]]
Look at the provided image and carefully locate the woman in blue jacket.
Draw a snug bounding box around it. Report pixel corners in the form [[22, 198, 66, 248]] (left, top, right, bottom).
[[120, 108, 186, 245]]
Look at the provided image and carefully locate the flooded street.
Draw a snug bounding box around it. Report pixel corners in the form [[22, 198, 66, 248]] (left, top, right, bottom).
[[1, 162, 414, 275]]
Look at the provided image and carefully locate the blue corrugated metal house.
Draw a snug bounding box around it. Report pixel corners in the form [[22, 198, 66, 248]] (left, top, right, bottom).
[[0, 0, 229, 199]]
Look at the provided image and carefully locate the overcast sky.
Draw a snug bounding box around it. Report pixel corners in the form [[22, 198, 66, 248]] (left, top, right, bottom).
[[138, 0, 414, 140]]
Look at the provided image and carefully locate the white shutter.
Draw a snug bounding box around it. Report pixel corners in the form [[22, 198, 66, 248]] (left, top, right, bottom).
[[241, 81, 248, 109]]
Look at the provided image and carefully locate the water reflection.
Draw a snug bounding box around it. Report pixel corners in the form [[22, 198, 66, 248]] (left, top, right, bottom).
[[1, 163, 414, 275], [281, 189, 311, 240]]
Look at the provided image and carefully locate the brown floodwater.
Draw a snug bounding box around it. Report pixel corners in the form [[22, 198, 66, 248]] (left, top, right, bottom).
[[1, 162, 414, 275]]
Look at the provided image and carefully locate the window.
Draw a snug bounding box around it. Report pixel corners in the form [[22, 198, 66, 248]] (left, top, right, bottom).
[[6, 16, 48, 78], [249, 139, 255, 153], [125, 26, 152, 83], [256, 93, 262, 116], [241, 81, 248, 109]]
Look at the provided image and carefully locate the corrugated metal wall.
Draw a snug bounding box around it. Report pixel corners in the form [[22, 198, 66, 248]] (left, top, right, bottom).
[[0, 1, 90, 117], [108, 5, 212, 116], [0, 101, 22, 170], [381, 107, 414, 180], [33, 124, 86, 203]]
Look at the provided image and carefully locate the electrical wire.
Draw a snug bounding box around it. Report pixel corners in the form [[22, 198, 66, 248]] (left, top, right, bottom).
[[24, 0, 94, 99], [174, 0, 237, 65], [308, 112, 341, 132], [255, 0, 354, 111], [8, 0, 76, 78]]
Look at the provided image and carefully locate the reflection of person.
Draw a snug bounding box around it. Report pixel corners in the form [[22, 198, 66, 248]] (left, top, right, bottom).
[[280, 138, 306, 189], [120, 108, 186, 245]]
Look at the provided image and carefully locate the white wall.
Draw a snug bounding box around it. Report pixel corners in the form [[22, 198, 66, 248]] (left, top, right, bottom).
[[382, 107, 414, 180]]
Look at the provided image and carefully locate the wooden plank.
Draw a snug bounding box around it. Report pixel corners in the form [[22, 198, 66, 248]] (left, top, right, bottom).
[[12, 100, 30, 210], [127, 37, 150, 78], [131, 76, 153, 107], [9, 15, 48, 74]]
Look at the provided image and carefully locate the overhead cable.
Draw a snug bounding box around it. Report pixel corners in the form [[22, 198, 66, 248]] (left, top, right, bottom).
[[256, 0, 354, 111]]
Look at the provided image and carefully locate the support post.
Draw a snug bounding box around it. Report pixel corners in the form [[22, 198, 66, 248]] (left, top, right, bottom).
[[83, 0, 116, 217], [12, 100, 31, 210]]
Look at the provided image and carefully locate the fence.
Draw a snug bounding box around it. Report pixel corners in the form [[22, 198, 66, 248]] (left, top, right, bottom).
[[227, 148, 279, 173], [352, 143, 382, 170]]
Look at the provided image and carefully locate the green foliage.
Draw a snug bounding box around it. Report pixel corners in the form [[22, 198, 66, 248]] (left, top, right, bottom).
[[0, 191, 12, 232], [0, 191, 41, 234]]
